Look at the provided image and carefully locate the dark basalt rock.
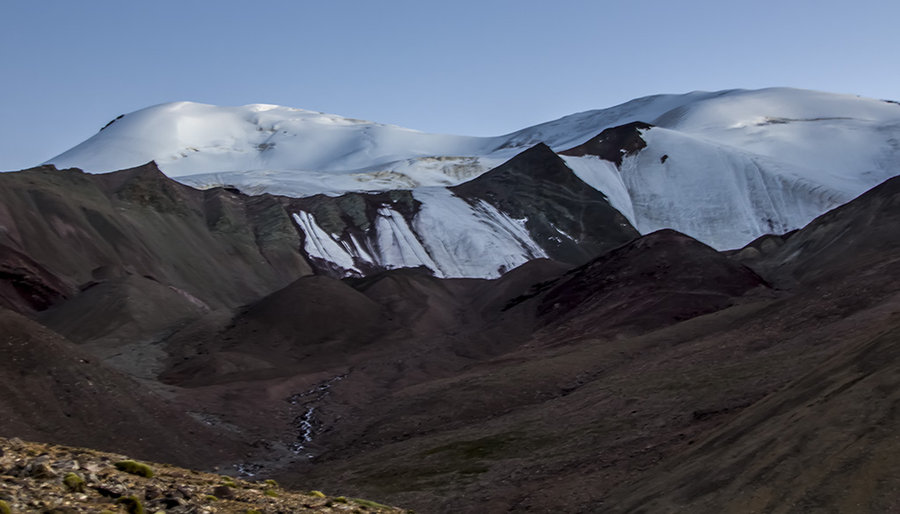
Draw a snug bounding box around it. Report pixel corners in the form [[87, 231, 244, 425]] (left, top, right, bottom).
[[99, 114, 124, 131], [559, 121, 653, 166], [452, 143, 639, 265]]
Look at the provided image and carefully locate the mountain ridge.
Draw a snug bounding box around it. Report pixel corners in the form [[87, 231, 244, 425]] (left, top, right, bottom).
[[41, 87, 900, 253], [2, 88, 900, 513]]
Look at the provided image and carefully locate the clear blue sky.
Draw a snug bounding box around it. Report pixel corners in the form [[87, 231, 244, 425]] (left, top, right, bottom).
[[1, 0, 898, 170]]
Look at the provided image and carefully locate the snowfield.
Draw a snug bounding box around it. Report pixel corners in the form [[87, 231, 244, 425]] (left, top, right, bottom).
[[291, 188, 546, 279], [46, 88, 900, 275]]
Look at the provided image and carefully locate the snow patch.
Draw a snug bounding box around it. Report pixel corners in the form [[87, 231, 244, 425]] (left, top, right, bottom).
[[560, 155, 636, 226], [291, 190, 550, 279], [292, 211, 359, 274], [412, 188, 546, 278], [374, 206, 443, 275], [619, 128, 853, 249]]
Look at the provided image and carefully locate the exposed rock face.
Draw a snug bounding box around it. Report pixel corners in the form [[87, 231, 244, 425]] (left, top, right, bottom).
[[558, 121, 653, 166], [451, 143, 639, 265], [0, 244, 73, 314], [269, 177, 900, 513], [280, 190, 423, 277], [249, 144, 640, 279], [0, 163, 319, 465]]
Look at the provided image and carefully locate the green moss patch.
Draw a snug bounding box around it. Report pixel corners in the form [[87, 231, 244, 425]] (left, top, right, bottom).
[[116, 495, 145, 514], [63, 471, 86, 492], [114, 459, 155, 478]]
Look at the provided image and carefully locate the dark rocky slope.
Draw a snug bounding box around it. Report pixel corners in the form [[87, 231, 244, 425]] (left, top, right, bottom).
[[559, 121, 653, 166], [736, 174, 900, 285], [272, 176, 900, 512], [452, 143, 638, 264], [535, 228, 770, 336], [1, 163, 899, 513], [0, 163, 312, 311], [0, 306, 246, 468]]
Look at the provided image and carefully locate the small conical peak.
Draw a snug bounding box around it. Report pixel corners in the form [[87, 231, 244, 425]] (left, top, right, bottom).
[[452, 142, 572, 195], [509, 142, 558, 162], [20, 163, 62, 173], [94, 160, 163, 177], [94, 161, 201, 205]]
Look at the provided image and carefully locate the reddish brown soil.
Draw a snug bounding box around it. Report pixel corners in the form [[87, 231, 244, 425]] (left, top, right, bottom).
[[2, 165, 899, 513]]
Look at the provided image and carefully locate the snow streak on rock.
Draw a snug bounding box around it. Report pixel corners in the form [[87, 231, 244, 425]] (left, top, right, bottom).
[[292, 211, 359, 274], [291, 189, 547, 279], [413, 188, 546, 278], [560, 155, 636, 226], [374, 206, 442, 274]]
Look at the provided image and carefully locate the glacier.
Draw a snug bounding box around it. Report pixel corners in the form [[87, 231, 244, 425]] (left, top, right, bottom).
[[288, 188, 547, 279]]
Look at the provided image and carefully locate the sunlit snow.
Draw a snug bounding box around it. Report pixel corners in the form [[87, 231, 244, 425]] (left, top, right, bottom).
[[47, 88, 900, 257]]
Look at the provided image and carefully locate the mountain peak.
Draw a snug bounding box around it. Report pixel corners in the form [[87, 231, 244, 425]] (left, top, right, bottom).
[[452, 144, 639, 265]]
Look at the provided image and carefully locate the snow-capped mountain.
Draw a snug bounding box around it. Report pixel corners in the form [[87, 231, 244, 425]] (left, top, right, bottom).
[[46, 88, 900, 276], [277, 144, 636, 279], [9, 106, 900, 514]]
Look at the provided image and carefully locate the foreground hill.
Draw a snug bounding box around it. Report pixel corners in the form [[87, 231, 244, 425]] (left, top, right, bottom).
[[0, 437, 407, 513], [46, 88, 900, 251]]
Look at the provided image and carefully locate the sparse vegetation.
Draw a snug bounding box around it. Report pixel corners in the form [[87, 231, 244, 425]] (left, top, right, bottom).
[[114, 459, 154, 478], [63, 471, 86, 492], [353, 497, 392, 509], [0, 437, 407, 512], [116, 495, 145, 514]]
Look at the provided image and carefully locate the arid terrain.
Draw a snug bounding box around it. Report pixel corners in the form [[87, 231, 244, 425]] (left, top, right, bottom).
[[1, 155, 899, 512], [0, 436, 408, 513]]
